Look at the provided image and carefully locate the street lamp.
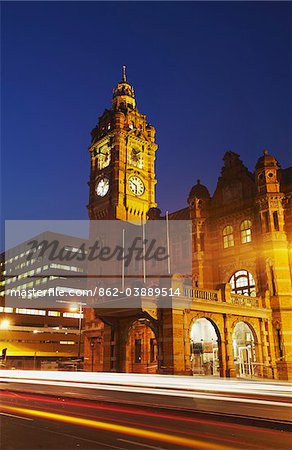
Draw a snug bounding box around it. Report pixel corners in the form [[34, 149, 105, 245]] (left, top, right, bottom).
[[69, 304, 78, 312], [0, 319, 10, 329]]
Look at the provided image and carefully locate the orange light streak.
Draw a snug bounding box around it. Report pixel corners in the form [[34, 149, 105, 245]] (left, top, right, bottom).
[[1, 404, 233, 450]]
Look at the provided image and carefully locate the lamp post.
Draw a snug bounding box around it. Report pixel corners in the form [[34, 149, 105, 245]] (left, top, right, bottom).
[[0, 320, 10, 368], [69, 303, 84, 359], [56, 300, 86, 361]]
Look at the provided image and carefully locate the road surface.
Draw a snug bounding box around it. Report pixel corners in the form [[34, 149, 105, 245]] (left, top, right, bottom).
[[0, 372, 291, 449]]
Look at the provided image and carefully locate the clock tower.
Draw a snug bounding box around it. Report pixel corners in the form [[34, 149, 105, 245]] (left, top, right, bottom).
[[88, 66, 157, 221]]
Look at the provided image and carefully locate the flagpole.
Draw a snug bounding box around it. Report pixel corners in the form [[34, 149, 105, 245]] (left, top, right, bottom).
[[166, 211, 171, 275], [122, 228, 125, 291], [142, 216, 146, 284]]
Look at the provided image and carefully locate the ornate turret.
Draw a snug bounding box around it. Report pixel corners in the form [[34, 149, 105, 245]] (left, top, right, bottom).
[[188, 180, 210, 289], [112, 65, 136, 110], [147, 207, 162, 220], [255, 149, 281, 194], [188, 180, 210, 204]]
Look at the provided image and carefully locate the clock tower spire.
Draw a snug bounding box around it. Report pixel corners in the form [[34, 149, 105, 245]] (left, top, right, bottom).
[[88, 67, 157, 221], [122, 64, 127, 82]]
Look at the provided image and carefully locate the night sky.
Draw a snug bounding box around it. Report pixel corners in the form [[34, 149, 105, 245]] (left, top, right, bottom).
[[1, 2, 291, 248]]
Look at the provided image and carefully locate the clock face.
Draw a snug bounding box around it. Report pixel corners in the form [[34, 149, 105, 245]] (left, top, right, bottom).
[[128, 176, 145, 196], [96, 177, 109, 197]]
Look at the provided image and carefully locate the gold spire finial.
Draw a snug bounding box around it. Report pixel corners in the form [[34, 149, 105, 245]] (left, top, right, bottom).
[[122, 65, 127, 83]]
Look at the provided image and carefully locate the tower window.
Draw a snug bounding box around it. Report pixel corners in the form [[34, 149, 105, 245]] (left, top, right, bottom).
[[258, 173, 264, 182], [263, 212, 270, 232], [223, 225, 234, 248], [240, 220, 252, 244], [273, 211, 279, 231], [229, 270, 256, 296]]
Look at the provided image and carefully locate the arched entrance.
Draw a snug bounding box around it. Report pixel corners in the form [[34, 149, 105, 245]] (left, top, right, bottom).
[[190, 318, 221, 376], [232, 322, 257, 377], [126, 318, 158, 373]]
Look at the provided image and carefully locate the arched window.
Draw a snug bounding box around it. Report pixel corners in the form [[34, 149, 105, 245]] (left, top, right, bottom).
[[240, 220, 252, 244], [223, 225, 234, 248], [229, 270, 256, 296]]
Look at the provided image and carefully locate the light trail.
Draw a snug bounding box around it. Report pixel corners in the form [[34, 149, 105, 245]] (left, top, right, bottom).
[[1, 391, 288, 437], [1, 371, 291, 424], [0, 404, 233, 450], [1, 376, 290, 408], [0, 370, 290, 396], [0, 397, 263, 449]]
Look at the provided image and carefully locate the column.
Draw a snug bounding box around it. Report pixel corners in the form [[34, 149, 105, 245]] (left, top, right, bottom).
[[224, 314, 236, 377]]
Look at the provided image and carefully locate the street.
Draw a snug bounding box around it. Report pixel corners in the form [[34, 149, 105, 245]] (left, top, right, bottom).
[[0, 373, 291, 450]]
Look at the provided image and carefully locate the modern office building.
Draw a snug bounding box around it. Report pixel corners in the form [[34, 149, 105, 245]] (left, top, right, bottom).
[[0, 231, 86, 369]]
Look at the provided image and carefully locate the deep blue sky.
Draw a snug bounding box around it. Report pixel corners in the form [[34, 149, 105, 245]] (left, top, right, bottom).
[[1, 2, 291, 248]]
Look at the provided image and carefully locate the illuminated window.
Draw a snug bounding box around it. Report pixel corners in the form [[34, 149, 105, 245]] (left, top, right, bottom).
[[0, 307, 13, 313], [64, 246, 87, 255], [229, 270, 256, 296], [223, 225, 234, 248], [50, 263, 83, 273], [16, 308, 46, 316], [241, 220, 252, 244], [48, 311, 61, 317], [63, 312, 83, 319]]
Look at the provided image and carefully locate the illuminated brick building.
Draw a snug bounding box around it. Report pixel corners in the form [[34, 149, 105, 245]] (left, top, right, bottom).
[[83, 68, 292, 380]]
